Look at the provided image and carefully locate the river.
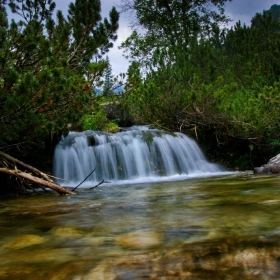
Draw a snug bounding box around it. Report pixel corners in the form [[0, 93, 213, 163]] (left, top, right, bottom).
[[1, 172, 280, 279]]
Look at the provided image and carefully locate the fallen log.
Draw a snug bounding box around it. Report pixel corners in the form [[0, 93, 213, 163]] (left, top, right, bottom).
[[0, 167, 75, 194], [0, 168, 75, 195], [0, 151, 75, 195], [0, 151, 52, 182]]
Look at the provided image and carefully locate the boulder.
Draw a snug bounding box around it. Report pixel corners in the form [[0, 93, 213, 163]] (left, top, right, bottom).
[[4, 235, 46, 250], [115, 230, 163, 249], [254, 154, 280, 174], [100, 101, 134, 127]]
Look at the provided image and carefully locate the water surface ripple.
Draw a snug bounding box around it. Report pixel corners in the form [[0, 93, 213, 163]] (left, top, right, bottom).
[[1, 173, 280, 279]]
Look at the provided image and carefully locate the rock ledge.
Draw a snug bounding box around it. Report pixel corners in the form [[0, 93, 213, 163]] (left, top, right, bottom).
[[254, 154, 280, 174]]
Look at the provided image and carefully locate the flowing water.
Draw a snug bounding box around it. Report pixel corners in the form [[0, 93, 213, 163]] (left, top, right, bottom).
[[1, 174, 280, 279], [53, 127, 223, 186], [1, 128, 280, 279]]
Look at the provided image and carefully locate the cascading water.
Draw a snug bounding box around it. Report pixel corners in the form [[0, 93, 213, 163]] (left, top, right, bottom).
[[53, 126, 224, 186]]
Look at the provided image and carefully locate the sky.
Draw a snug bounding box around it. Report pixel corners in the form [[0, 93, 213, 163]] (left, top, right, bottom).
[[109, 0, 279, 76], [9, 0, 280, 76]]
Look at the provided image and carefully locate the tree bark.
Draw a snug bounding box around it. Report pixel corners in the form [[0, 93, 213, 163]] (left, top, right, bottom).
[[0, 151, 75, 195], [0, 168, 75, 195], [0, 151, 52, 182]]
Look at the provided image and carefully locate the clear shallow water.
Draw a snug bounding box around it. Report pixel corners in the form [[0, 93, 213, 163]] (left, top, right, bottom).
[[1, 173, 280, 279]]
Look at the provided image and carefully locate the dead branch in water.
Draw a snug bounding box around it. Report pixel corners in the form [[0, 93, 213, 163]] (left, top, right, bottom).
[[89, 179, 105, 190], [0, 151, 52, 182], [0, 151, 75, 195], [70, 168, 107, 192], [72, 167, 96, 191]]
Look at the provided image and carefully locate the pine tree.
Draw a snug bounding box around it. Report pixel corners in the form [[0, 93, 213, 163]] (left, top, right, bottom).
[[0, 0, 119, 153], [102, 56, 114, 96]]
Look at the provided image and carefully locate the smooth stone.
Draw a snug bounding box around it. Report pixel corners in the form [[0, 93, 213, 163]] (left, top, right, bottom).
[[81, 263, 116, 280], [4, 235, 46, 250], [50, 226, 83, 238], [115, 230, 162, 249]]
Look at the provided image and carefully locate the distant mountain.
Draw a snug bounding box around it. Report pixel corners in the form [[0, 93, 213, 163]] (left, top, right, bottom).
[[113, 85, 125, 93], [266, 4, 280, 21], [94, 88, 102, 95], [94, 85, 125, 96]]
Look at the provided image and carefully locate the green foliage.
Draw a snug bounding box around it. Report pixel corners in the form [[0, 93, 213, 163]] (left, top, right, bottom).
[[267, 4, 280, 20], [82, 110, 108, 131], [120, 1, 280, 166], [103, 122, 119, 133], [82, 109, 119, 132], [102, 56, 114, 96], [0, 0, 119, 152], [120, 0, 230, 68]]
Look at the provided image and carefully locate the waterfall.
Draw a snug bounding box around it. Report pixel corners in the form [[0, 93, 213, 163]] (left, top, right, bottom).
[[53, 127, 223, 186]]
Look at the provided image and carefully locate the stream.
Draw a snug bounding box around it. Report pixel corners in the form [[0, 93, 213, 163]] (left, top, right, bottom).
[[1, 172, 280, 279]]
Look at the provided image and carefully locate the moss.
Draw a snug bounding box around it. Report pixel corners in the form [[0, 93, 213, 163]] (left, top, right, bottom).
[[103, 122, 119, 133]]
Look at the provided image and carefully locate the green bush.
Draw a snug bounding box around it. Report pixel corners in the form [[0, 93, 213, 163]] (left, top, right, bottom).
[[82, 110, 108, 131], [82, 109, 119, 133]]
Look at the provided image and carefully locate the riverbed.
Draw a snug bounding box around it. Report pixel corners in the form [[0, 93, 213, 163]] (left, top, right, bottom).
[[1, 172, 280, 279]]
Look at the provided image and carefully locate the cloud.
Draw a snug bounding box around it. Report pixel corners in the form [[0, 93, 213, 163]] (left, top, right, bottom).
[[103, 1, 132, 75], [111, 0, 280, 76], [225, 0, 279, 26], [53, 0, 130, 75], [9, 0, 280, 76]]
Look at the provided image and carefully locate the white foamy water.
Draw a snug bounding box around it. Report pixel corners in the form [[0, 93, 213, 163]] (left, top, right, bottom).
[[53, 128, 226, 187]]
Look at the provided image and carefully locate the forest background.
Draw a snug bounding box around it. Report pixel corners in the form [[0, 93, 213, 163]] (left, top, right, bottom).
[[1, 0, 280, 184]]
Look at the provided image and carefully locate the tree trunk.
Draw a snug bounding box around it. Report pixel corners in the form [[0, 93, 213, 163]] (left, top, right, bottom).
[[0, 151, 75, 195]]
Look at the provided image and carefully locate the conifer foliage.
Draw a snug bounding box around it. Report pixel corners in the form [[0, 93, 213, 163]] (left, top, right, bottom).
[[120, 1, 280, 167], [0, 0, 119, 153]]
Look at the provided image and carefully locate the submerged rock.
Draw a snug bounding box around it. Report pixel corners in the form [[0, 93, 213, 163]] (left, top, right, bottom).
[[82, 263, 116, 280], [4, 235, 46, 250], [81, 237, 280, 280], [254, 154, 280, 174], [50, 226, 83, 239], [115, 230, 162, 249]]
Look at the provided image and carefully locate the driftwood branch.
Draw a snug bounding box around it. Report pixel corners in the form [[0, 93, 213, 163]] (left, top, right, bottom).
[[89, 179, 105, 190], [0, 151, 75, 195], [0, 168, 75, 195], [72, 167, 96, 191], [0, 151, 52, 182]]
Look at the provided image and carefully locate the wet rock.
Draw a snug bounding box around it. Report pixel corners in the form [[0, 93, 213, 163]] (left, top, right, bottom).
[[100, 101, 134, 127], [115, 230, 162, 249], [82, 263, 116, 280], [50, 226, 83, 239], [221, 248, 276, 271], [90, 238, 280, 279], [4, 235, 280, 279], [254, 153, 280, 174], [4, 235, 46, 250]]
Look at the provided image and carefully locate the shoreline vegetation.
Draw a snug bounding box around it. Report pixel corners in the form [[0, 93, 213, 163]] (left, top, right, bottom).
[[1, 1, 280, 193]]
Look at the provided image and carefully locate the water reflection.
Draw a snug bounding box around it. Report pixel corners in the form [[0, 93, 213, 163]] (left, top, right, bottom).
[[1, 173, 280, 279]]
